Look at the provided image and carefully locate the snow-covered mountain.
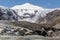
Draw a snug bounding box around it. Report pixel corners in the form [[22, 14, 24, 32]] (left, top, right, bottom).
[[11, 3, 55, 23], [0, 3, 59, 23]]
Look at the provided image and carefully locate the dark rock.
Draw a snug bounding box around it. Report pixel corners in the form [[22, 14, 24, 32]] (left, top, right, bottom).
[[0, 7, 18, 21]]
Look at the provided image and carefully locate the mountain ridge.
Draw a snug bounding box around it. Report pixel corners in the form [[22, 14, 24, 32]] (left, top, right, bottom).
[[11, 3, 55, 23]]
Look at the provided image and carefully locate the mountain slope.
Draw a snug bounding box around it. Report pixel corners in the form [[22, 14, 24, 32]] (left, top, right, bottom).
[[0, 6, 18, 21], [37, 9, 60, 29]]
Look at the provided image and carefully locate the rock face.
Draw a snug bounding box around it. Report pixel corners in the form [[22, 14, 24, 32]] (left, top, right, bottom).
[[0, 26, 33, 36], [37, 9, 60, 28], [0, 6, 18, 21], [45, 9, 60, 24]]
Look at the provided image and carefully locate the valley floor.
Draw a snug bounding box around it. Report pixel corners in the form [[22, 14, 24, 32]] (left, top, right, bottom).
[[0, 35, 60, 40]]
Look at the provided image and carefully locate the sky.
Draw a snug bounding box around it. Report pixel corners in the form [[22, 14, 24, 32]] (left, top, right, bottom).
[[0, 0, 60, 8]]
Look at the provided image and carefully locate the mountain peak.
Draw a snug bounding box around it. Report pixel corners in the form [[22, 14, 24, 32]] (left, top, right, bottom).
[[23, 3, 31, 5], [11, 3, 44, 10]]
